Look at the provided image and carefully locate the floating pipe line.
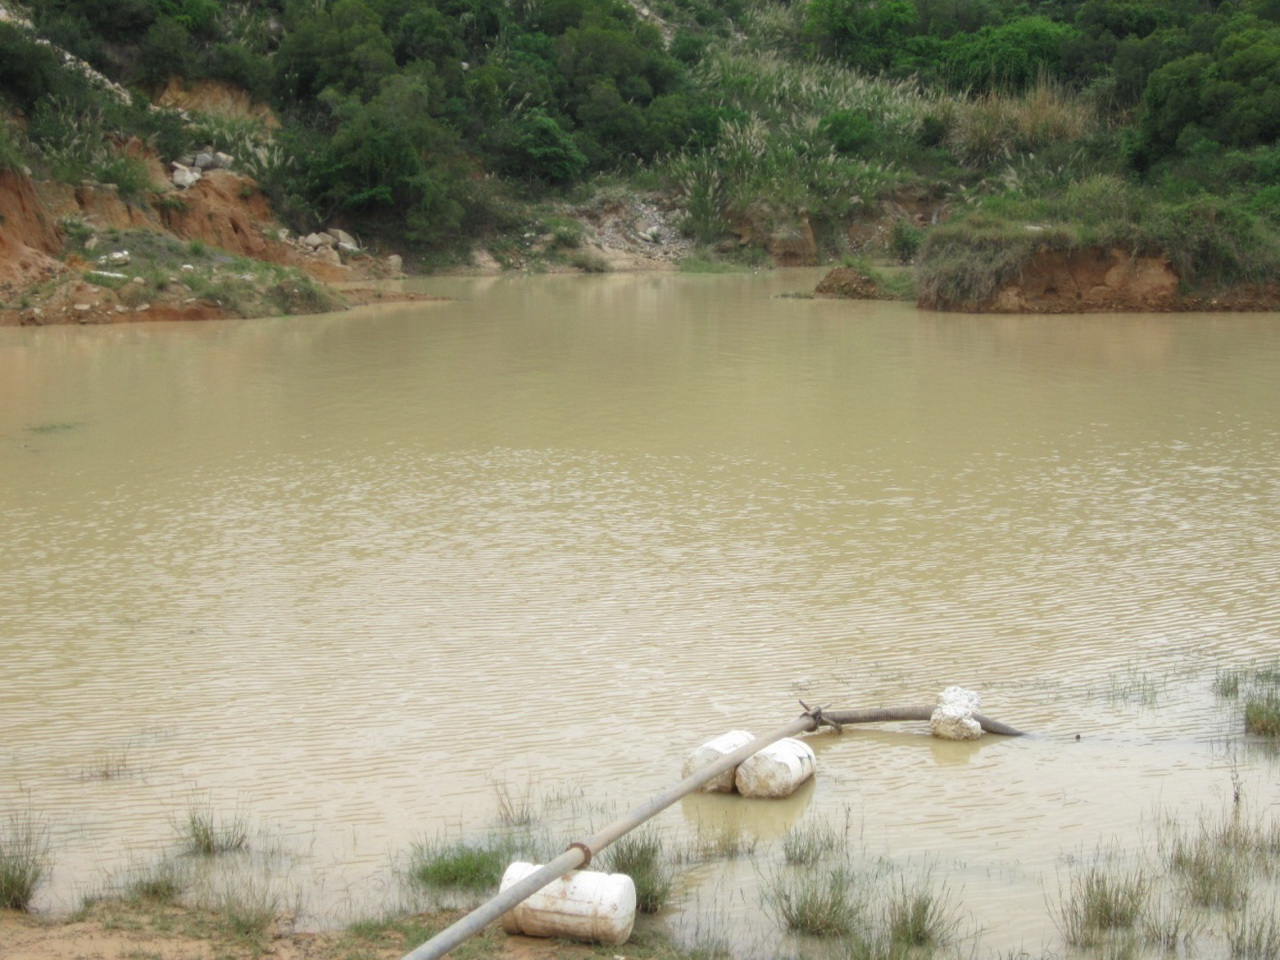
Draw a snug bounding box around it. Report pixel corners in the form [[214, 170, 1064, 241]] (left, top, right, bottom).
[[399, 700, 1026, 960]]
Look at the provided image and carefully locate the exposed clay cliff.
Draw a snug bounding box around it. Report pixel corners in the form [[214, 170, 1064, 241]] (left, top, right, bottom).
[[986, 247, 1180, 313], [0, 170, 65, 296]]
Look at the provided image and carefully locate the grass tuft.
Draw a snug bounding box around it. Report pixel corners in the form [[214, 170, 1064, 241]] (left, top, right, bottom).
[[124, 859, 187, 905], [886, 876, 957, 948], [409, 839, 511, 893], [764, 864, 864, 937], [0, 811, 51, 911], [781, 817, 845, 866], [178, 805, 249, 857], [1244, 695, 1280, 737], [1229, 900, 1280, 960], [1057, 860, 1149, 947], [602, 828, 674, 913]]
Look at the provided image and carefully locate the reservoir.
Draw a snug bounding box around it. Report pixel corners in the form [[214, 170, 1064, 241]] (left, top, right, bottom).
[[2, 269, 1278, 955]]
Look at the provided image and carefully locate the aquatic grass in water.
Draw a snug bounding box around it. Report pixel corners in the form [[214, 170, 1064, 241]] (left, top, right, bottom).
[[80, 745, 135, 781], [409, 839, 510, 893], [179, 805, 249, 856], [123, 859, 187, 904], [0, 811, 50, 910], [781, 817, 846, 866], [1057, 860, 1149, 946], [691, 825, 758, 861], [1163, 810, 1262, 909], [764, 864, 865, 937], [1228, 899, 1280, 960], [602, 828, 674, 913], [885, 876, 958, 948], [1244, 695, 1280, 737]]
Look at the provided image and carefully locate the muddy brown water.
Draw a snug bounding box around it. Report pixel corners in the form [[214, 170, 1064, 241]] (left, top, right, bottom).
[[2, 270, 1279, 956]]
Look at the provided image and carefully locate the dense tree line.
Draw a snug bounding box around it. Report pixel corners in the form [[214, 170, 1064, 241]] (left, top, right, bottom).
[[4, 0, 1280, 251]]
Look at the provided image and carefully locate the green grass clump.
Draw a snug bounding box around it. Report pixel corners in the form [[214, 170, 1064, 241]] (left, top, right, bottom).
[[764, 864, 864, 937], [179, 806, 249, 856], [0, 812, 50, 911], [1057, 862, 1149, 947], [1244, 695, 1280, 737], [602, 829, 674, 913], [1163, 810, 1270, 909], [781, 817, 845, 866], [886, 877, 957, 948], [409, 839, 510, 893], [124, 860, 187, 904]]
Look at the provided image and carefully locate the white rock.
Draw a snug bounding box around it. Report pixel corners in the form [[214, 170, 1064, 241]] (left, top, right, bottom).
[[180, 264, 195, 273], [193, 151, 215, 169], [214, 151, 236, 169], [337, 241, 360, 256], [735, 738, 815, 798], [73, 303, 92, 311], [172, 164, 201, 189], [682, 730, 755, 793], [315, 246, 342, 265], [386, 254, 403, 273], [327, 228, 357, 247], [930, 686, 983, 740]]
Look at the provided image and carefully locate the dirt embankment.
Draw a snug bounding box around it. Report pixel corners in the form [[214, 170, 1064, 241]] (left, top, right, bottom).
[[820, 245, 1280, 312], [0, 157, 419, 326], [985, 246, 1181, 313], [0, 170, 64, 295]]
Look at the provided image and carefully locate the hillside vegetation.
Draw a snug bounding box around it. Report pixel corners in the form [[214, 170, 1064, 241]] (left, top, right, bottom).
[[3, 0, 1280, 308]]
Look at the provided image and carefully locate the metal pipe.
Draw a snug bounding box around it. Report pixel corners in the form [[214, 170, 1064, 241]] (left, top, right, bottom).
[[400, 712, 818, 960], [816, 706, 1027, 737]]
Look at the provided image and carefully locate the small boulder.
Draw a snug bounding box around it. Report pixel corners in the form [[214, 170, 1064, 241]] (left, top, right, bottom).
[[327, 228, 357, 247], [171, 163, 201, 189]]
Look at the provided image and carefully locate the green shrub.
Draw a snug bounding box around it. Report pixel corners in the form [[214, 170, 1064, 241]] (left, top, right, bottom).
[[889, 219, 924, 263], [819, 109, 877, 155]]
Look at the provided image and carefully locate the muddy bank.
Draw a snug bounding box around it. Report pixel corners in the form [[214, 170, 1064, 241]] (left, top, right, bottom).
[[0, 900, 672, 960], [908, 245, 1280, 313]]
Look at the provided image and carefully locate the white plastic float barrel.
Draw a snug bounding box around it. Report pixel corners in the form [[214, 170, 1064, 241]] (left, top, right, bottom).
[[681, 729, 756, 792], [499, 862, 636, 945], [735, 736, 816, 798]]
